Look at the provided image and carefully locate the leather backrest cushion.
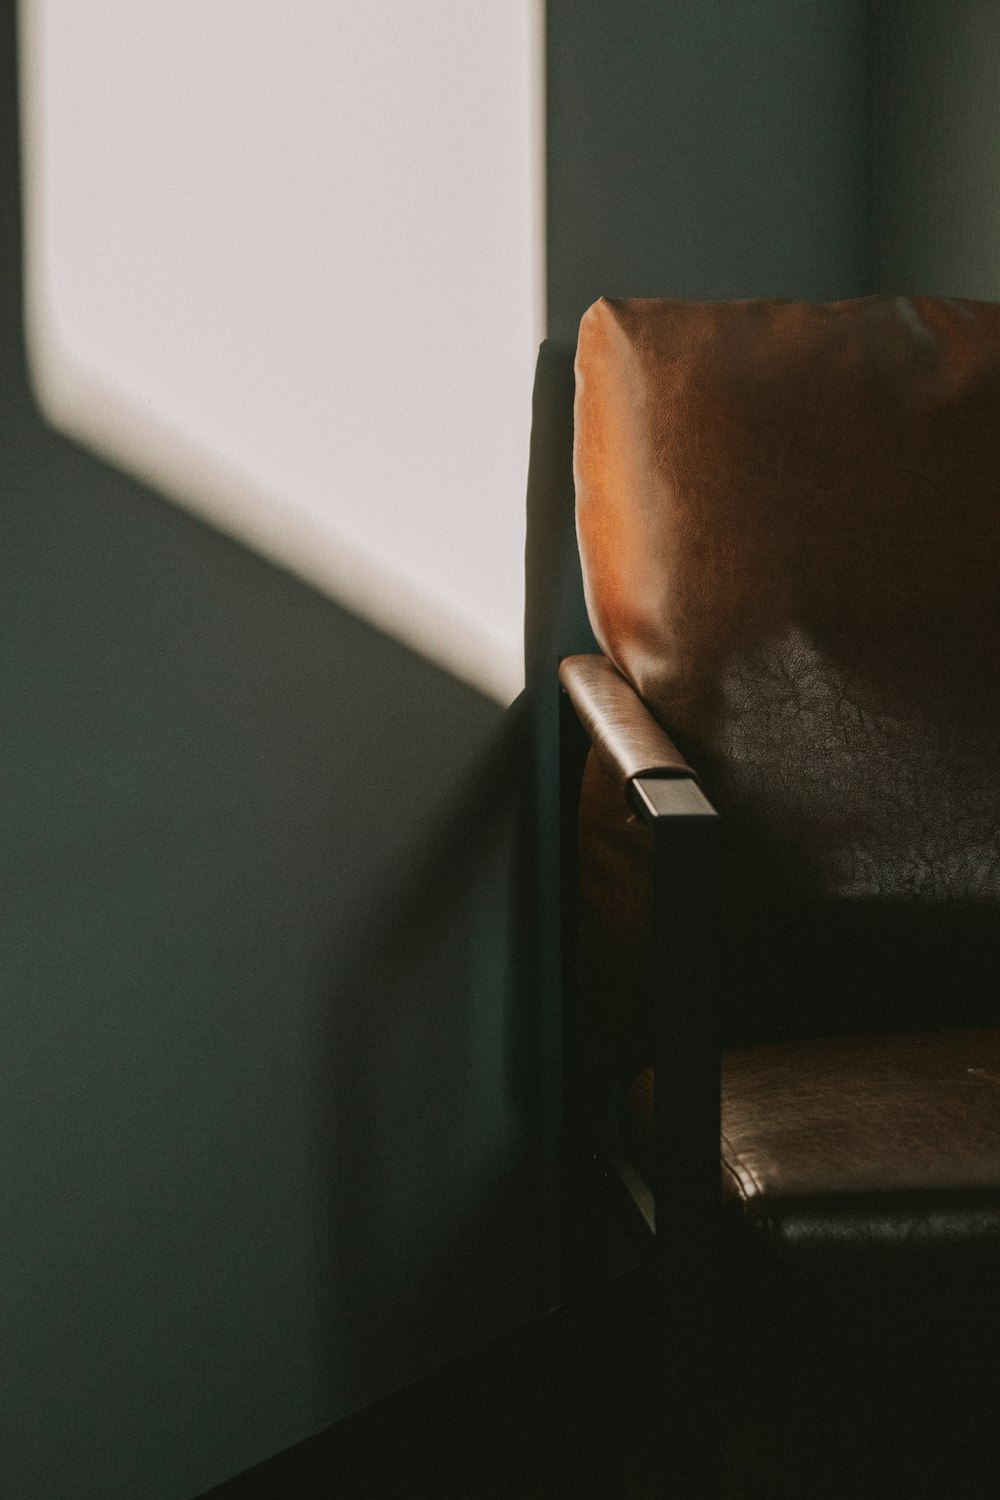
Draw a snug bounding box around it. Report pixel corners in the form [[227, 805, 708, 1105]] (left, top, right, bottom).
[[574, 296, 1000, 1040]]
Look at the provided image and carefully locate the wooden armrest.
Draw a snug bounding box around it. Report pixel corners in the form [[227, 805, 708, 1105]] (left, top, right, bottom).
[[558, 653, 696, 787]]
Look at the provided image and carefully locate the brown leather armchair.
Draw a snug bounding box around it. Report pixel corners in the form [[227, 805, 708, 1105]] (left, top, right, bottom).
[[555, 296, 1000, 1498]]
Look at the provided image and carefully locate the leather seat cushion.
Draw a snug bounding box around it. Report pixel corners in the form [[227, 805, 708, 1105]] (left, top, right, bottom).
[[627, 1026, 1000, 1258]]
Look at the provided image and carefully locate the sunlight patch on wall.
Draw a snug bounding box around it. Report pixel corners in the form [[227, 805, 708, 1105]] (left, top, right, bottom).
[[20, 1, 543, 702]]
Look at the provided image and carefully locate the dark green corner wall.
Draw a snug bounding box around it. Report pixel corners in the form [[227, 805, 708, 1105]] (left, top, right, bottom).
[[875, 1, 1000, 299], [547, 0, 874, 338], [8, 2, 994, 1495]]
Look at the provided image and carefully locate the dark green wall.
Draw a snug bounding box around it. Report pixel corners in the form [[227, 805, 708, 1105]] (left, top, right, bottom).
[[2, 2, 884, 1495], [1, 409, 545, 1500], [547, 0, 874, 340], [875, 2, 1000, 298]]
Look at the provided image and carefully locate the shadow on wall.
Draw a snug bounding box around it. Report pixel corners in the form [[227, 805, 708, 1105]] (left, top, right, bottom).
[[314, 699, 546, 1413], [0, 10, 550, 1499]]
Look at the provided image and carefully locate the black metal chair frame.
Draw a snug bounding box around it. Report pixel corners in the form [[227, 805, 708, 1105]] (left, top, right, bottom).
[[557, 655, 723, 1491]]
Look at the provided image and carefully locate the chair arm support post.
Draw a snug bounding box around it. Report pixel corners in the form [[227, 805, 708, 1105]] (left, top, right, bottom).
[[558, 678, 592, 1081], [638, 775, 721, 1244], [639, 773, 722, 1489], [559, 666, 723, 1485], [557, 672, 606, 1286]]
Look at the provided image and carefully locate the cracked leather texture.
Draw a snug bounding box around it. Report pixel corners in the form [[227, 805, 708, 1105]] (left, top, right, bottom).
[[627, 1029, 1000, 1253], [574, 294, 1000, 1047]]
